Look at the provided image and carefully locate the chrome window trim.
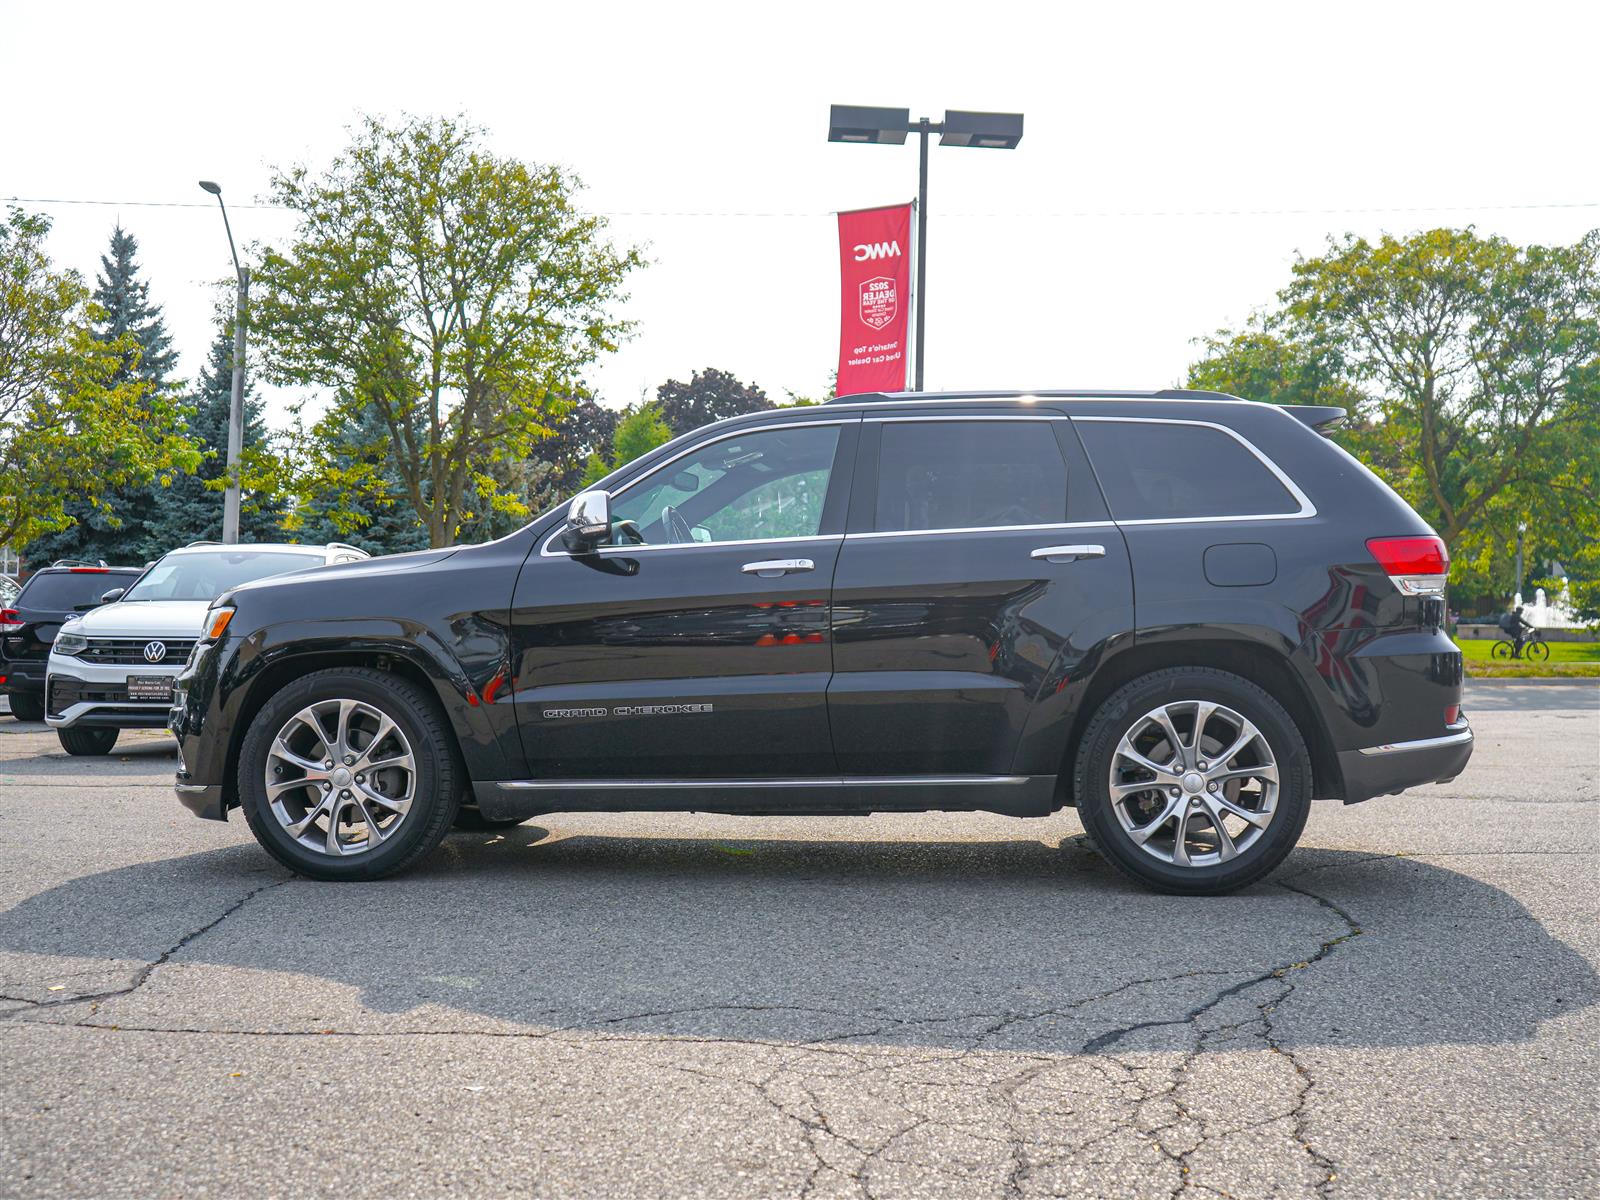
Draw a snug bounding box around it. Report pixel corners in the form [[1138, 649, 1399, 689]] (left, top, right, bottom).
[[1072, 415, 1317, 524], [864, 414, 1069, 423], [538, 419, 855, 558], [848, 520, 1116, 541], [497, 774, 1030, 790]]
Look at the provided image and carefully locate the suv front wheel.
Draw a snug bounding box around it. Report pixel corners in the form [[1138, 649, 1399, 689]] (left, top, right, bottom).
[[237, 668, 461, 881], [1073, 668, 1312, 895]]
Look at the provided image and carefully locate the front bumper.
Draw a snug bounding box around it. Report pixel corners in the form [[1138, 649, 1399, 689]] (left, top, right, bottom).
[[1337, 720, 1474, 804], [46, 655, 182, 730]]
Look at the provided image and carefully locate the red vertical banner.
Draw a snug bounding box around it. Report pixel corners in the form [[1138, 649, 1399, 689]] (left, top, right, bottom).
[[836, 203, 913, 396]]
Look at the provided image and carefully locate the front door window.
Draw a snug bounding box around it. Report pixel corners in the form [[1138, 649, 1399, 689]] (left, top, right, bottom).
[[609, 425, 841, 546]]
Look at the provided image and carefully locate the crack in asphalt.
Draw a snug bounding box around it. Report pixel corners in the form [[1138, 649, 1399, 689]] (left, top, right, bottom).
[[1, 866, 1373, 1198], [0, 872, 292, 1020]]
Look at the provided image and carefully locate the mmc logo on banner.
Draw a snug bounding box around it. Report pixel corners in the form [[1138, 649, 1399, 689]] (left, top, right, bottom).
[[836, 203, 912, 396]]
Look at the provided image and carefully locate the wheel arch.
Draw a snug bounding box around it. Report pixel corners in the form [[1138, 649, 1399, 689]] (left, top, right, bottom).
[[219, 644, 492, 815], [1057, 637, 1342, 804]]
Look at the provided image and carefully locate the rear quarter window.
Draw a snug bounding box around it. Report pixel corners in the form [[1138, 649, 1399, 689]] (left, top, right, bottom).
[[1075, 419, 1304, 521]]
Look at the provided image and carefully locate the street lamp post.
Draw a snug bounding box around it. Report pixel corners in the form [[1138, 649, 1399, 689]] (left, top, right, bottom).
[[1515, 521, 1528, 604], [828, 105, 1024, 391], [198, 180, 248, 544]]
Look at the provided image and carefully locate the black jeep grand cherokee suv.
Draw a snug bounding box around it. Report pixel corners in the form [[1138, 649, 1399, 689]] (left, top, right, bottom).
[[170, 390, 1471, 893]]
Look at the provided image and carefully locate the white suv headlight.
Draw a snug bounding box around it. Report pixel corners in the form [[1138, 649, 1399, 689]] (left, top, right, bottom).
[[53, 630, 89, 656]]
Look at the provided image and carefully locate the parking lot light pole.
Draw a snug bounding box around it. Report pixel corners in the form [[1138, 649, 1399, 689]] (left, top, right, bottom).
[[828, 106, 1024, 391], [198, 180, 247, 544]]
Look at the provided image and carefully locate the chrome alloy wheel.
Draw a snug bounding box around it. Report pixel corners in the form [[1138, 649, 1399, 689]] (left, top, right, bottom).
[[265, 698, 416, 857], [1108, 699, 1279, 868]]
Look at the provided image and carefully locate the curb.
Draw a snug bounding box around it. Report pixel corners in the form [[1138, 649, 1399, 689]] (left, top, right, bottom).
[[1464, 676, 1600, 687]]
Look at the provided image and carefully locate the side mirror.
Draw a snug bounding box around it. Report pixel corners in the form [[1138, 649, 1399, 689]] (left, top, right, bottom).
[[562, 489, 612, 552], [99, 588, 126, 604]]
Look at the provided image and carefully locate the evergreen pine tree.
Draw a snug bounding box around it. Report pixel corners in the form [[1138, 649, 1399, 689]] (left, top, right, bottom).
[[92, 225, 178, 390], [143, 320, 284, 549], [290, 404, 430, 555], [25, 225, 181, 565]]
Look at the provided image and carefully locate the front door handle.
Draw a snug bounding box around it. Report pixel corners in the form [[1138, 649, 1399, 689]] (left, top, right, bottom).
[[1030, 544, 1106, 564], [742, 558, 815, 578]]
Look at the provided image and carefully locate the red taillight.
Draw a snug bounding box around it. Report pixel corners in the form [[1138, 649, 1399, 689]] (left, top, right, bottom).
[[1445, 705, 1460, 726], [68, 567, 109, 573], [0, 608, 20, 632], [1367, 535, 1449, 596], [1367, 536, 1448, 575]]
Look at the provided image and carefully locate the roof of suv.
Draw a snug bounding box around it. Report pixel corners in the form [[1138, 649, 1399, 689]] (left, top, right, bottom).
[[823, 388, 1244, 405], [159, 542, 368, 561]]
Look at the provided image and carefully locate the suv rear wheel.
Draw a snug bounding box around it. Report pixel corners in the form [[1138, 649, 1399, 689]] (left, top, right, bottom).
[[1073, 668, 1312, 895], [237, 668, 461, 881]]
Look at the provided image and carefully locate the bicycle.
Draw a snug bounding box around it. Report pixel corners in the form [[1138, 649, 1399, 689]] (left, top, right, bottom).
[[1491, 628, 1550, 661]]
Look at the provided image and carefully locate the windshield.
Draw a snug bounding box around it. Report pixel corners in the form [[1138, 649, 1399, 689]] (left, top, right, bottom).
[[122, 551, 324, 602]]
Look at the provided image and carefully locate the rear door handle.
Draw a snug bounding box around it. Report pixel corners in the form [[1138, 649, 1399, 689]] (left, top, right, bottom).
[[1030, 544, 1106, 563], [742, 558, 815, 578]]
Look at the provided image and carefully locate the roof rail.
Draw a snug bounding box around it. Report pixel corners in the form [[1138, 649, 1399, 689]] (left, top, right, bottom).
[[824, 389, 1250, 405], [324, 543, 365, 555], [184, 540, 222, 549], [50, 558, 108, 569]]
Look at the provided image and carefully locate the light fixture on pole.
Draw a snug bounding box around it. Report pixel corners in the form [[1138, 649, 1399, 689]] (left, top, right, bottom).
[[198, 180, 248, 544], [828, 105, 1024, 391], [1515, 520, 1528, 604]]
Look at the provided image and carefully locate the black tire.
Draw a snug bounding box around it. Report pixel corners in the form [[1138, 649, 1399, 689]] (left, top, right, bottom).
[[1072, 667, 1313, 896], [1525, 639, 1550, 662], [452, 807, 526, 831], [58, 726, 118, 756], [8, 693, 45, 722], [1491, 640, 1513, 660], [237, 667, 462, 881]]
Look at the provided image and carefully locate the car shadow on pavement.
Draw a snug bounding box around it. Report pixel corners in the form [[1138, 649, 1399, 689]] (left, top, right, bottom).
[[0, 832, 1592, 1054]]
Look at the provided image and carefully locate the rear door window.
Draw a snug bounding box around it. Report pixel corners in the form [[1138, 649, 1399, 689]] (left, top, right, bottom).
[[1075, 420, 1303, 521], [873, 421, 1069, 532]]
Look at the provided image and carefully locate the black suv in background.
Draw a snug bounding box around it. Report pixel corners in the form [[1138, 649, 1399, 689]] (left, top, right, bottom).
[[170, 391, 1472, 894], [2, 562, 144, 722]]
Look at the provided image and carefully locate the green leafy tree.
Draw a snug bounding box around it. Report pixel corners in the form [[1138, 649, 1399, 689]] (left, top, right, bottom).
[[286, 401, 429, 554], [26, 223, 191, 563], [0, 208, 194, 559], [521, 390, 616, 512], [654, 367, 772, 435], [254, 113, 643, 547], [580, 402, 673, 486], [143, 317, 285, 550], [1187, 228, 1600, 601]]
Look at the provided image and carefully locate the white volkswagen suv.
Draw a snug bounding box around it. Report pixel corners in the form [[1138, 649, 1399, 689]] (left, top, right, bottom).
[[46, 542, 368, 755]]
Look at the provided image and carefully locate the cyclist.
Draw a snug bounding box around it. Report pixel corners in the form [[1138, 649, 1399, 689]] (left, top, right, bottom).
[[1498, 604, 1535, 658]]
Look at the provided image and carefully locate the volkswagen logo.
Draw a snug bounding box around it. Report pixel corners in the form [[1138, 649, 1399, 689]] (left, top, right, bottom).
[[143, 641, 168, 664]]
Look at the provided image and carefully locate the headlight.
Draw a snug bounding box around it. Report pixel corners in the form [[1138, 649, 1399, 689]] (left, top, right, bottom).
[[200, 605, 235, 642], [53, 630, 89, 656]]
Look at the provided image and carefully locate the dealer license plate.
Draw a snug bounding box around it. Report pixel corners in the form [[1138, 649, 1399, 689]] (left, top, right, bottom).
[[127, 675, 174, 702]]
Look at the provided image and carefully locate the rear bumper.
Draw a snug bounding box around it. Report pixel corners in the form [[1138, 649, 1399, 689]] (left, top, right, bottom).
[[1336, 721, 1474, 804], [0, 662, 47, 696]]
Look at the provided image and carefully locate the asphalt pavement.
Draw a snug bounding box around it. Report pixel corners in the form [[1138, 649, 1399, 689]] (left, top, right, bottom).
[[1, 681, 1596, 1198]]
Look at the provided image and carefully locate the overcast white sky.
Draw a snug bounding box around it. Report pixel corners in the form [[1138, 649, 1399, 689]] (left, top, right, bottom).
[[5, 0, 1598, 425]]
